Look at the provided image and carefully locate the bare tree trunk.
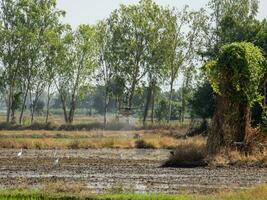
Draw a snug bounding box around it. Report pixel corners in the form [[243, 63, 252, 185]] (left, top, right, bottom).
[[181, 97, 185, 123], [59, 93, 68, 124], [6, 86, 13, 123], [45, 84, 51, 124], [68, 97, 76, 124], [104, 86, 109, 126], [29, 91, 34, 124], [115, 96, 120, 122], [168, 79, 174, 122], [180, 84, 186, 124], [31, 94, 41, 124], [128, 79, 137, 110], [207, 95, 251, 154], [11, 107, 16, 124], [19, 80, 30, 124], [151, 85, 155, 124], [143, 82, 153, 126]]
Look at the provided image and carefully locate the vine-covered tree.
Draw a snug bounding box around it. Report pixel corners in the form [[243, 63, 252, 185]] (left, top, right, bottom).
[[205, 42, 266, 154]]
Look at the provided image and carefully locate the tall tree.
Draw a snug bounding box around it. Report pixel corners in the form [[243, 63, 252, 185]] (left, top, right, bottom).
[[43, 25, 65, 123], [205, 42, 265, 154], [141, 2, 176, 125], [0, 0, 25, 123], [55, 25, 97, 124], [166, 6, 207, 122], [106, 0, 154, 111], [0, 0, 64, 124], [206, 0, 260, 57]]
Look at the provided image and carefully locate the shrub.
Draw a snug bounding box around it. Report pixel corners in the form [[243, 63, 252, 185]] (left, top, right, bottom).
[[27, 122, 57, 130], [0, 122, 23, 130]]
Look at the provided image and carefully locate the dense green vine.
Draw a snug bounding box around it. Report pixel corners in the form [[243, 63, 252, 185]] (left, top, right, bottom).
[[204, 42, 266, 106]]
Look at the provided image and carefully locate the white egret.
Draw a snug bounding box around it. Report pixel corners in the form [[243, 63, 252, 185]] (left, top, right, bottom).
[[54, 158, 59, 166], [17, 148, 23, 158]]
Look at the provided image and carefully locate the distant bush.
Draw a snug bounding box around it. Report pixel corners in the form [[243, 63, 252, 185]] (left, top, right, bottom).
[[0, 121, 188, 132], [27, 122, 57, 130], [59, 122, 103, 131], [0, 122, 23, 130]]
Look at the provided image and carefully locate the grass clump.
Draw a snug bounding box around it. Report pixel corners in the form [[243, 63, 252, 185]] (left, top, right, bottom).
[[163, 143, 206, 167]]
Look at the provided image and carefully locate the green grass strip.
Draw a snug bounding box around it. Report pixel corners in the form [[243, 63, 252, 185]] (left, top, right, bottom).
[[0, 185, 267, 200]]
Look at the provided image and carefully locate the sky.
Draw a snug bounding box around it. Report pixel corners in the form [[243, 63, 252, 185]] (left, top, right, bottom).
[[57, 0, 267, 28]]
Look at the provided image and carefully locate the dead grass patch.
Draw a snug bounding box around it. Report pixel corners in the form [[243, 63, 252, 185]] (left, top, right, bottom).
[[0, 130, 189, 149], [163, 138, 207, 167], [208, 149, 267, 167], [42, 180, 87, 195]]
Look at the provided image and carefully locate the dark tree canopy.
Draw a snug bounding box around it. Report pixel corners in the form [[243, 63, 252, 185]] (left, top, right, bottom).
[[190, 82, 215, 120]]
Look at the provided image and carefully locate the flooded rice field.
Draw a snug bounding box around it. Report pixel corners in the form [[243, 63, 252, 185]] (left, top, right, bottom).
[[0, 149, 266, 194]]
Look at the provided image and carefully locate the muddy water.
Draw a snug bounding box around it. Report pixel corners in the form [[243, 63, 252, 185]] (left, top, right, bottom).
[[0, 149, 266, 194]]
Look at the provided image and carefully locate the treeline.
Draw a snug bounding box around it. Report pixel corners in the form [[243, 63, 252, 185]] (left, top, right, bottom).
[[0, 0, 266, 125]]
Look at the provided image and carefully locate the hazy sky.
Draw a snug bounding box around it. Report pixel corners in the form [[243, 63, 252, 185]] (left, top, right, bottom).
[[57, 0, 267, 28]]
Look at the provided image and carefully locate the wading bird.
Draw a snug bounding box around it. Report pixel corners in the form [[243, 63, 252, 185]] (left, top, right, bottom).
[[18, 148, 23, 158], [54, 158, 59, 166]]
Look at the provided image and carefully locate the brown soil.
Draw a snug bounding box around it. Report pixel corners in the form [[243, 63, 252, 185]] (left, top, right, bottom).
[[0, 149, 266, 194]]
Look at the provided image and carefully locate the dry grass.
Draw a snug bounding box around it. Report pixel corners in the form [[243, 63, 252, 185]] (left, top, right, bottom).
[[163, 135, 267, 168], [0, 114, 193, 133], [208, 149, 267, 167], [0, 115, 104, 126], [0, 130, 188, 149], [41, 180, 88, 195], [163, 136, 207, 167], [213, 184, 267, 200]]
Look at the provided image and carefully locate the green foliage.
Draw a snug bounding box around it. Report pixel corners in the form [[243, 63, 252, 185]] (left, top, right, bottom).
[[11, 92, 22, 112], [205, 42, 266, 106], [207, 0, 262, 57], [190, 82, 215, 120], [0, 0, 266, 125], [255, 19, 267, 54], [155, 99, 180, 121], [155, 99, 169, 121], [30, 100, 45, 116]]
